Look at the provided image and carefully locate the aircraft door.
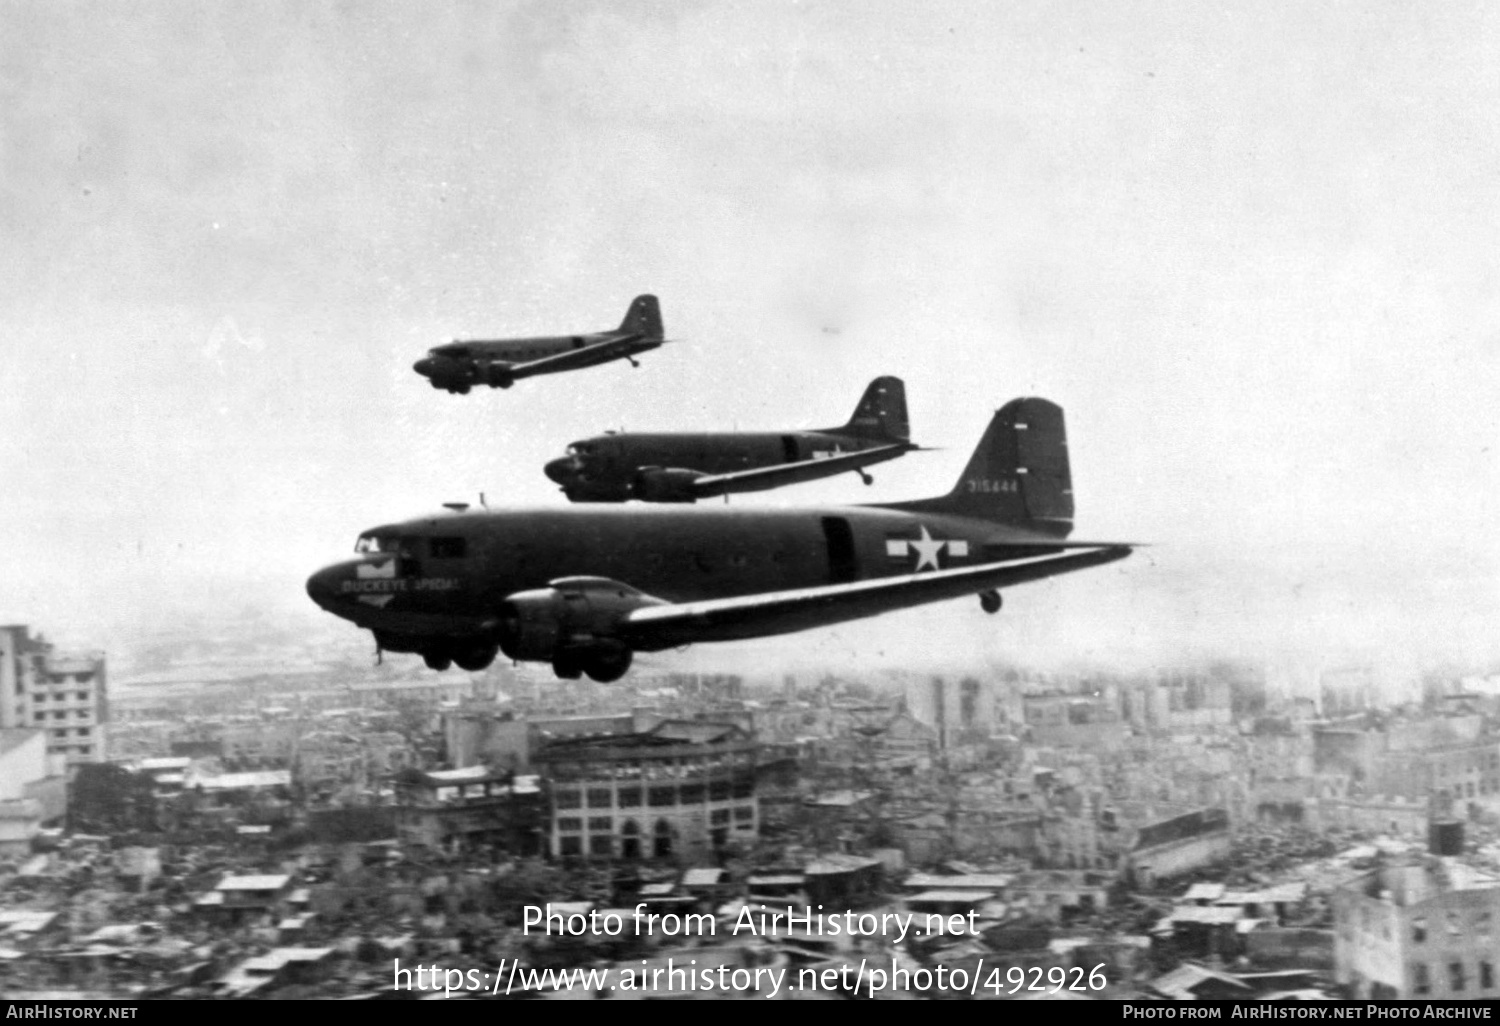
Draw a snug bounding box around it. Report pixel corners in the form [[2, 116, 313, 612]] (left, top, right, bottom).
[[820, 517, 858, 584], [781, 436, 800, 463]]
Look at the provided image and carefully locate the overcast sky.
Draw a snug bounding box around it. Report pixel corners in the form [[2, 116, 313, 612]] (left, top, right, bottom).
[[4, 1, 1497, 679]]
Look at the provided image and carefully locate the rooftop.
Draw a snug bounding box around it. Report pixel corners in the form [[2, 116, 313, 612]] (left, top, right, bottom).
[[216, 874, 292, 892]]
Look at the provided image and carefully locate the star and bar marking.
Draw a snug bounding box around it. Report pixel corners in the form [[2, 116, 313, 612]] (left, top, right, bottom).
[[885, 525, 970, 572]]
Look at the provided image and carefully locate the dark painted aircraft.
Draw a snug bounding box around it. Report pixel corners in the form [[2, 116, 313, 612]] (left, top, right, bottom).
[[544, 375, 918, 503], [413, 294, 665, 393], [306, 398, 1132, 681]]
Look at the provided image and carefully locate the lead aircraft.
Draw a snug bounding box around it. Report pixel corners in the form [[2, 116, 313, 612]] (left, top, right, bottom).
[[306, 398, 1132, 681], [544, 375, 919, 502], [413, 294, 665, 393]]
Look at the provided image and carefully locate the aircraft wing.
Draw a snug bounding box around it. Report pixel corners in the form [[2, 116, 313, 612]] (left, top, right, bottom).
[[688, 442, 917, 499], [618, 545, 1131, 651], [505, 332, 646, 378]]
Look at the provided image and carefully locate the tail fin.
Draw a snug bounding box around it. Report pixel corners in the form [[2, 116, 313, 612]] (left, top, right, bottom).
[[886, 398, 1073, 534], [835, 375, 910, 442], [618, 294, 663, 339]]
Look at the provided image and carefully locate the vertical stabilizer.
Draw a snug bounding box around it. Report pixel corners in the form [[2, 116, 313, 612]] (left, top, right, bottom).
[[834, 376, 910, 442], [618, 295, 663, 339], [883, 398, 1073, 533]]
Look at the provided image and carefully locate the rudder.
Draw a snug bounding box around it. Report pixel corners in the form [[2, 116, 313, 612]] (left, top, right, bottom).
[[838, 375, 909, 442], [618, 294, 663, 339]]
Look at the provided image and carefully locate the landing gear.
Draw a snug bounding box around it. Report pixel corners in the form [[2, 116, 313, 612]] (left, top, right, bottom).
[[857, 469, 873, 485], [549, 645, 633, 683], [453, 644, 499, 672], [979, 590, 1002, 614], [423, 651, 453, 671], [583, 644, 633, 684]]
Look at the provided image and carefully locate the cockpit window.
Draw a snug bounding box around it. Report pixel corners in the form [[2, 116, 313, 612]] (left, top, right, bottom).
[[355, 534, 415, 556]]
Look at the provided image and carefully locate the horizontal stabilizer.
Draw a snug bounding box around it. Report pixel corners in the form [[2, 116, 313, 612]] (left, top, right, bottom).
[[621, 545, 1131, 650], [506, 332, 645, 378], [690, 442, 916, 498]]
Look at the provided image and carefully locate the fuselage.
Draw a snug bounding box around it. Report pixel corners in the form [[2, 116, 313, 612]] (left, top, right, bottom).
[[305, 504, 1064, 652], [413, 333, 663, 392], [544, 430, 886, 499]]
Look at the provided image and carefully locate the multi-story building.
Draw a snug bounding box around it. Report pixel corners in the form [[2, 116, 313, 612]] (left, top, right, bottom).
[[0, 625, 108, 767], [534, 720, 759, 862], [1334, 859, 1500, 999], [395, 766, 544, 853], [0, 728, 67, 854], [1315, 713, 1500, 817]]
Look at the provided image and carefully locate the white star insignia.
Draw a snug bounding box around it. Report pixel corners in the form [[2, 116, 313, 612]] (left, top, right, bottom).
[[908, 525, 946, 571], [885, 525, 970, 572]]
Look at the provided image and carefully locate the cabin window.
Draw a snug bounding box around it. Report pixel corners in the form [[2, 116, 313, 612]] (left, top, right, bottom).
[[429, 537, 467, 559]]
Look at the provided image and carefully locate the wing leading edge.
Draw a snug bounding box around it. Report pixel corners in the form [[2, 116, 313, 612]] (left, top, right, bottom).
[[618, 545, 1132, 651], [688, 442, 917, 499]]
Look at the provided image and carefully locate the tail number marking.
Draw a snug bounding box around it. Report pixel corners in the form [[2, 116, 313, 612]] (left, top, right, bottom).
[[966, 478, 1019, 494]]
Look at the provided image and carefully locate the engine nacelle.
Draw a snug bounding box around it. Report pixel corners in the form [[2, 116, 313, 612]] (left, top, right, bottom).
[[630, 467, 704, 503], [497, 577, 665, 663], [483, 363, 515, 389]]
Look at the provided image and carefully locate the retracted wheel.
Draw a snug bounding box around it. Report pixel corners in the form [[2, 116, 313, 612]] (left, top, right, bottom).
[[584, 645, 633, 683], [453, 644, 498, 672]]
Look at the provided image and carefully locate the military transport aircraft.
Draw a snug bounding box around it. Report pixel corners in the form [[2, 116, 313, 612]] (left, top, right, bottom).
[[306, 398, 1132, 681], [544, 375, 919, 503], [412, 294, 665, 393]]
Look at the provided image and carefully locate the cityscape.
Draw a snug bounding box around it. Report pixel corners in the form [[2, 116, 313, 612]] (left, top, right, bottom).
[[5, 613, 1500, 1000]]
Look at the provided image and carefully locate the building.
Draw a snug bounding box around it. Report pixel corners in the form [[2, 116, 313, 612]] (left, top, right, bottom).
[[394, 766, 544, 853], [0, 728, 67, 854], [533, 719, 759, 862], [1126, 807, 1232, 885], [1334, 860, 1500, 999], [0, 625, 108, 767]]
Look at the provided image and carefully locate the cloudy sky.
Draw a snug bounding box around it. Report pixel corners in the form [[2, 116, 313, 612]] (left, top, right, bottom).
[[4, 1, 1497, 678]]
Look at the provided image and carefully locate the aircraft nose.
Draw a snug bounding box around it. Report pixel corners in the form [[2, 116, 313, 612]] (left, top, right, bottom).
[[306, 564, 343, 611], [413, 357, 435, 377], [544, 456, 577, 485]]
